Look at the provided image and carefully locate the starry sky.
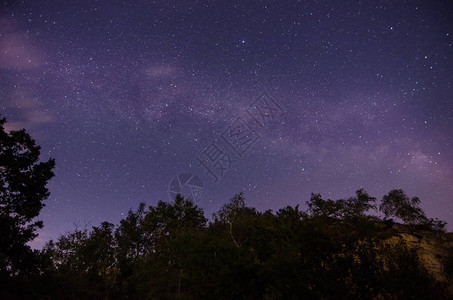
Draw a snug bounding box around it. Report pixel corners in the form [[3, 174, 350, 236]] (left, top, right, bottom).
[[1, 0, 452, 248]]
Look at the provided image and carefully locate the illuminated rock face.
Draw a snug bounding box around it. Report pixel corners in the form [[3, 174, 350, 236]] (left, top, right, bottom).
[[387, 224, 453, 297]]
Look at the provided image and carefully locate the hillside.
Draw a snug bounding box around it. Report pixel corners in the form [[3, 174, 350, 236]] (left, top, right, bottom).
[[384, 223, 453, 297]]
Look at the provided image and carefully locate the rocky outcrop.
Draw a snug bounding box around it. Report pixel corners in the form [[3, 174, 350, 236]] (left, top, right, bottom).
[[386, 224, 453, 297]]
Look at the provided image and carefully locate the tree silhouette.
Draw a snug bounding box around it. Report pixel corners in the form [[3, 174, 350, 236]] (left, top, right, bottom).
[[380, 189, 427, 229], [9, 184, 451, 298], [0, 118, 55, 280], [306, 189, 376, 219]]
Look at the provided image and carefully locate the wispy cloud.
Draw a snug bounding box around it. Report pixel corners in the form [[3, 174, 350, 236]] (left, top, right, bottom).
[[145, 65, 178, 79], [0, 15, 56, 132], [3, 88, 56, 132], [0, 15, 42, 69]]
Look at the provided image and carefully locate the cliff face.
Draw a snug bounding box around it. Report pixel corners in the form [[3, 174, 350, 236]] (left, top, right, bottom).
[[387, 224, 453, 297]]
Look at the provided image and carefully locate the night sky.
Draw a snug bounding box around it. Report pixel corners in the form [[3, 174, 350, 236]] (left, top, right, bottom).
[[1, 0, 452, 248]]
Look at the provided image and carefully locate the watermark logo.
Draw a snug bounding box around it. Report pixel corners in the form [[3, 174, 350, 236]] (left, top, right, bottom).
[[168, 173, 204, 203], [196, 92, 285, 182], [167, 92, 284, 204]]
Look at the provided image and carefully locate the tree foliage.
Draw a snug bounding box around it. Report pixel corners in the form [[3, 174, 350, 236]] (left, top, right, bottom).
[[379, 189, 439, 230], [306, 188, 377, 219], [0, 118, 55, 280], [34, 190, 449, 299]]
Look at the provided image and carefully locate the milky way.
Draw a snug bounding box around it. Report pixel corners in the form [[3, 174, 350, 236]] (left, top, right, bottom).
[[1, 1, 452, 247]]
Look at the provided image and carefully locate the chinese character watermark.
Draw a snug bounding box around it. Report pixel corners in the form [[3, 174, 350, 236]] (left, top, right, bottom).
[[195, 92, 284, 183], [167, 92, 284, 204]]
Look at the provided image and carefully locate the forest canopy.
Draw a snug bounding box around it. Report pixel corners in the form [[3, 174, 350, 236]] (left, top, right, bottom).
[[4, 191, 451, 299]]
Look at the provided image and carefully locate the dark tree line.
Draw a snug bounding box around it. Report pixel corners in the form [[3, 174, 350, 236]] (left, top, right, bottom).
[[0, 117, 450, 299], [35, 192, 447, 299], [0, 118, 55, 294]]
